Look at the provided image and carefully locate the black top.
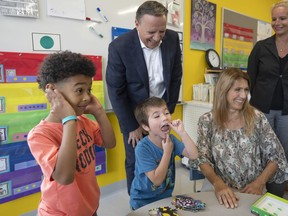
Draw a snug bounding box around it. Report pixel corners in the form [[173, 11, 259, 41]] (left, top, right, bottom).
[[270, 55, 288, 110], [247, 35, 288, 115]]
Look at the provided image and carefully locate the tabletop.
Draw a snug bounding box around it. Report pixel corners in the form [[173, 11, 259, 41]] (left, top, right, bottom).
[[126, 192, 261, 216]]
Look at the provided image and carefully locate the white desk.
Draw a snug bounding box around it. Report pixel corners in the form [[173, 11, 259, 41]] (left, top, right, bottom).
[[127, 192, 261, 216]]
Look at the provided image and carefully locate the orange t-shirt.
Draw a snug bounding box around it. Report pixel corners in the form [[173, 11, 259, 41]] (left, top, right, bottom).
[[28, 115, 103, 216]]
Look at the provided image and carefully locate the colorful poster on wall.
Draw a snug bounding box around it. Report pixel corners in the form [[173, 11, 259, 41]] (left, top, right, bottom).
[[190, 0, 216, 50], [222, 23, 254, 70]]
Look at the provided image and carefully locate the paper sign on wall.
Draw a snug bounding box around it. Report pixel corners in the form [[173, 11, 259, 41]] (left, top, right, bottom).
[[47, 0, 85, 20], [32, 33, 61, 51]]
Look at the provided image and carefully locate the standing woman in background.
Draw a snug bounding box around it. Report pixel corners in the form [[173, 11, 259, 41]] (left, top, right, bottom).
[[247, 0, 288, 162]]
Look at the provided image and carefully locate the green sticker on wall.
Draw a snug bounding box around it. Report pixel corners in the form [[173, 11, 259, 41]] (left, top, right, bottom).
[[40, 36, 54, 49]]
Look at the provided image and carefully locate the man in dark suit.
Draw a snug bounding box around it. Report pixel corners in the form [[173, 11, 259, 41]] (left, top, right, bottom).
[[106, 0, 182, 195]]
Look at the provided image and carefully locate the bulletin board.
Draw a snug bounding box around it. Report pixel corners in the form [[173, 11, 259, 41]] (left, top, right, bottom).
[[221, 8, 272, 70]]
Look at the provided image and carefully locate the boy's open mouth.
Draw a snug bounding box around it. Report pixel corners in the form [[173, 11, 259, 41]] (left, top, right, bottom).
[[161, 124, 170, 133]]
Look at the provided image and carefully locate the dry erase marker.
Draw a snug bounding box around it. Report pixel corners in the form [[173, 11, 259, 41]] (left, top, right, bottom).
[[89, 24, 103, 38], [96, 7, 108, 22], [86, 17, 102, 24]]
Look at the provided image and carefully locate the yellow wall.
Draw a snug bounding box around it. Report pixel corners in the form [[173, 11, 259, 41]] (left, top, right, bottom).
[[183, 0, 278, 101], [0, 0, 278, 215]]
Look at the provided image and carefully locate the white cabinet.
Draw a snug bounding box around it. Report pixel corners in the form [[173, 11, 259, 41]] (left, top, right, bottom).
[[183, 101, 212, 141], [182, 101, 212, 167]]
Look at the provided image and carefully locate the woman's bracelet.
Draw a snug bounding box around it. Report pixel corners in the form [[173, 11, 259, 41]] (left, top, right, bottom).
[[62, 115, 77, 125]]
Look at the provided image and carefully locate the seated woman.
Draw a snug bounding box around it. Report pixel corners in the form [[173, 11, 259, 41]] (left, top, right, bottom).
[[194, 68, 288, 209]]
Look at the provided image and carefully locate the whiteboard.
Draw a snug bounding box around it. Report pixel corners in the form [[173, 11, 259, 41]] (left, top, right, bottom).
[[0, 0, 184, 109]]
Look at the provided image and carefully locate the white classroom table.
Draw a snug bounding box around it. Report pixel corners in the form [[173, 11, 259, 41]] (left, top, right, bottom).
[[127, 191, 261, 216]]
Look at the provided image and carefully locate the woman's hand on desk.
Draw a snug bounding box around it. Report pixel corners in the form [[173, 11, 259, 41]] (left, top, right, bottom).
[[214, 181, 239, 209], [240, 180, 264, 195]]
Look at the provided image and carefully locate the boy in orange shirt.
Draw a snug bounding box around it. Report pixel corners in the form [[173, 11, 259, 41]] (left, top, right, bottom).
[[28, 51, 116, 216]]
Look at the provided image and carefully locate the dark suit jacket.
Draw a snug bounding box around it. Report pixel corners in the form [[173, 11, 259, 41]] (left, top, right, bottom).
[[106, 28, 182, 133], [247, 35, 288, 115]]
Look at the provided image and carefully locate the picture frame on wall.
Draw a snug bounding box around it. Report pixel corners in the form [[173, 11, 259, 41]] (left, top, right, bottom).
[[0, 0, 39, 18], [190, 0, 216, 50]]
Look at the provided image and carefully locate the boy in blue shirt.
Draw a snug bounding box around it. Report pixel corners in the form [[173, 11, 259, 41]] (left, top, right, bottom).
[[130, 97, 198, 210]]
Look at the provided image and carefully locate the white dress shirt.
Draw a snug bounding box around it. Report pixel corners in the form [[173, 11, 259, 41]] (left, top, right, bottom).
[[139, 36, 165, 98]]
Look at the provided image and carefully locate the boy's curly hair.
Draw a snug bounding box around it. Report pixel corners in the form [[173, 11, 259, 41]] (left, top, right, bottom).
[[37, 50, 96, 91]]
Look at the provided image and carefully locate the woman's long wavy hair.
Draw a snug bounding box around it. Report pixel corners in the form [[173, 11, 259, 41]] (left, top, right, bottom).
[[212, 68, 256, 135]]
